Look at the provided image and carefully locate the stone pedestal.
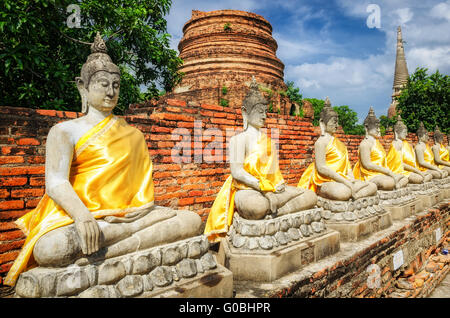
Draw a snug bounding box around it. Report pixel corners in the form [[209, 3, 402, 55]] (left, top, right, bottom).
[[408, 182, 440, 210], [14, 235, 233, 298], [316, 195, 392, 242], [433, 177, 450, 200], [222, 208, 340, 282], [378, 188, 420, 220]]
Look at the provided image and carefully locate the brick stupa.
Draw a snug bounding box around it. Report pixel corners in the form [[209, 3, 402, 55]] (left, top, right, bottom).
[[170, 10, 292, 114]]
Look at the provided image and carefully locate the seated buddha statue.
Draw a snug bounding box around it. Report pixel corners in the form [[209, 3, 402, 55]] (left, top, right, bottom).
[[386, 116, 432, 184], [353, 107, 409, 190], [415, 122, 448, 179], [431, 126, 450, 174], [297, 97, 377, 200], [4, 33, 201, 287], [204, 79, 317, 242]]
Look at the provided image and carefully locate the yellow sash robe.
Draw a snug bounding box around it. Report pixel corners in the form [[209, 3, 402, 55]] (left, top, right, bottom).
[[386, 143, 411, 176], [204, 133, 284, 242], [437, 143, 450, 168], [418, 144, 435, 172], [5, 115, 155, 286], [297, 137, 352, 193], [353, 139, 388, 181]]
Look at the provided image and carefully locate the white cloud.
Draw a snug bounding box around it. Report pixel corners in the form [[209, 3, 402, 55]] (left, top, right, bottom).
[[430, 1, 450, 21]]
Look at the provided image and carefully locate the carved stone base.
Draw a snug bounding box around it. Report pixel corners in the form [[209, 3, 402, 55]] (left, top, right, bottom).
[[324, 211, 392, 242], [378, 188, 416, 206], [222, 208, 340, 281], [315, 194, 391, 241], [382, 197, 421, 220], [433, 177, 450, 199], [409, 181, 441, 209], [221, 229, 340, 282], [14, 235, 233, 298]]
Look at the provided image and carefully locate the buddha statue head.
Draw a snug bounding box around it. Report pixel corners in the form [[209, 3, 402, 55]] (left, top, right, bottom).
[[319, 97, 339, 135], [434, 126, 444, 144], [76, 32, 121, 113], [393, 115, 408, 140], [363, 107, 381, 138], [417, 121, 429, 143], [242, 77, 268, 130]]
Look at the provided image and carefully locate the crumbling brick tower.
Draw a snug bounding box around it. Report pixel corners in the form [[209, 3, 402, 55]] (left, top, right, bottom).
[[171, 9, 291, 114]]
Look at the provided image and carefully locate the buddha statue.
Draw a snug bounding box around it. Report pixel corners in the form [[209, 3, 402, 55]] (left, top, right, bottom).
[[431, 126, 450, 173], [386, 115, 432, 184], [353, 107, 409, 190], [297, 97, 377, 200], [415, 122, 447, 179], [204, 79, 317, 242], [4, 33, 201, 287]]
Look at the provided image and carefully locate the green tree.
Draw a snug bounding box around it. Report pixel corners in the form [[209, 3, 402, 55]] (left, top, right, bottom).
[[0, 0, 182, 114], [303, 98, 325, 126], [284, 81, 303, 116], [333, 105, 365, 135], [379, 115, 396, 136], [395, 67, 449, 134]]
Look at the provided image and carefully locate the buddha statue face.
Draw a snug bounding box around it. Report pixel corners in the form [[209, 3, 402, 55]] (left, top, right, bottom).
[[364, 107, 380, 138], [75, 32, 121, 113], [394, 119, 407, 140], [434, 127, 444, 144], [85, 71, 120, 112], [323, 115, 338, 134], [246, 103, 267, 129]]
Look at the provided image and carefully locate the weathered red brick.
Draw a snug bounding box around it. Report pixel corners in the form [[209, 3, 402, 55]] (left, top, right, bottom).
[[36, 109, 57, 116], [0, 166, 44, 176], [0, 201, 24, 211], [0, 156, 24, 165], [0, 251, 19, 265], [11, 188, 44, 198], [0, 177, 28, 187], [16, 138, 40, 146]]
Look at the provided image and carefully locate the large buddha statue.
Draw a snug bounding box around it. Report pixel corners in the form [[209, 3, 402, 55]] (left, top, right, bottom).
[[4, 33, 201, 287], [386, 115, 432, 184], [353, 107, 409, 190], [204, 79, 317, 242], [415, 122, 448, 179], [431, 126, 450, 173], [297, 97, 377, 200]]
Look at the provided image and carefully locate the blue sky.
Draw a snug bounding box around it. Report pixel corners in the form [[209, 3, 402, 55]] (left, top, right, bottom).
[[165, 0, 450, 122]]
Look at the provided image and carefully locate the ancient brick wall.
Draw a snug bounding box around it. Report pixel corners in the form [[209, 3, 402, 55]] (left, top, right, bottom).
[[0, 101, 445, 286]]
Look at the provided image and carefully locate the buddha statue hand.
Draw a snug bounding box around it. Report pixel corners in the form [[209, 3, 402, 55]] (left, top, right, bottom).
[[104, 205, 154, 223], [73, 209, 101, 256], [275, 182, 286, 193], [264, 191, 278, 214]]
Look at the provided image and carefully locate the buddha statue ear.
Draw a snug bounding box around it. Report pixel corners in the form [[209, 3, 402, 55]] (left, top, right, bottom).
[[242, 106, 248, 130], [319, 118, 326, 136], [76, 77, 88, 114]]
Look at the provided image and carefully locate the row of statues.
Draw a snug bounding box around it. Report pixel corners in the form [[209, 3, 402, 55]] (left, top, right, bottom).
[[5, 34, 449, 296]]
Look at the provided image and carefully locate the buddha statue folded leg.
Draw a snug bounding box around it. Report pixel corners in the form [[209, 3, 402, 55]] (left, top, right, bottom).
[[33, 208, 201, 267], [234, 186, 317, 220], [318, 180, 377, 201]]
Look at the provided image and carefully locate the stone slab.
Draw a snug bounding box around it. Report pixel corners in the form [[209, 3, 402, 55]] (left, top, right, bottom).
[[324, 211, 392, 242], [141, 264, 233, 298], [418, 193, 441, 210], [383, 197, 422, 221], [221, 229, 340, 282]]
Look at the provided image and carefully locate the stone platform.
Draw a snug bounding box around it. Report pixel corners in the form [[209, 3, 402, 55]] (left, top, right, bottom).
[[378, 188, 421, 221], [408, 181, 440, 210], [433, 177, 450, 199], [14, 235, 233, 298], [219, 208, 340, 282], [316, 195, 392, 242]]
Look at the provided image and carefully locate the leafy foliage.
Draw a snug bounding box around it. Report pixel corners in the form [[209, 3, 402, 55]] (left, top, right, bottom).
[[379, 115, 396, 136], [285, 81, 303, 117], [395, 67, 449, 134], [303, 98, 325, 126], [333, 105, 365, 135], [0, 0, 183, 114]]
